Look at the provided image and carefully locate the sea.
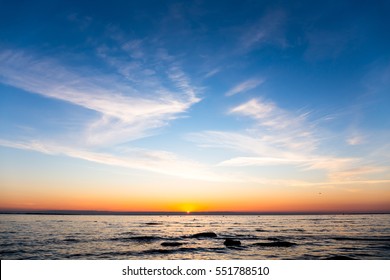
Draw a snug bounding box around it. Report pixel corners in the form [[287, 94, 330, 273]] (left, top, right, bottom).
[[1, 214, 389, 260]]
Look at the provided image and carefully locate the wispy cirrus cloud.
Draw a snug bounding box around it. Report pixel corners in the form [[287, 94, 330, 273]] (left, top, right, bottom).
[[225, 78, 264, 96], [167, 64, 201, 103], [188, 97, 386, 183], [328, 166, 388, 182], [229, 98, 317, 150], [0, 139, 227, 182], [239, 9, 287, 52], [0, 48, 200, 146], [192, 130, 356, 172], [0, 46, 207, 180], [204, 68, 221, 79], [191, 97, 314, 157]]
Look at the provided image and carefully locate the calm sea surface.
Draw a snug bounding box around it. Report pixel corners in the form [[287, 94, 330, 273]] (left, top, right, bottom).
[[1, 214, 389, 260]]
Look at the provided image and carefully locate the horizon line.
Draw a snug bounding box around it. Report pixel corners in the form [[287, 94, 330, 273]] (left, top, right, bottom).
[[1, 209, 389, 216]]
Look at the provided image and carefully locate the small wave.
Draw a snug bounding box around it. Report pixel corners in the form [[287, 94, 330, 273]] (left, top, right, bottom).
[[332, 237, 390, 242], [0, 242, 16, 247], [184, 224, 202, 227], [354, 253, 375, 257], [142, 247, 198, 255], [1, 248, 51, 259], [110, 236, 162, 242], [267, 237, 282, 241], [252, 241, 297, 247], [71, 246, 230, 258], [324, 255, 357, 260], [338, 247, 360, 251], [0, 249, 28, 255], [220, 234, 259, 240], [141, 247, 225, 255], [119, 231, 135, 235], [279, 228, 305, 232], [225, 246, 246, 251], [67, 252, 103, 258]]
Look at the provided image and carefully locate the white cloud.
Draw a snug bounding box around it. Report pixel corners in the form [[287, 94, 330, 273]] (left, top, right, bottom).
[[225, 78, 264, 96], [0, 139, 228, 182], [230, 98, 274, 118], [217, 156, 305, 167]]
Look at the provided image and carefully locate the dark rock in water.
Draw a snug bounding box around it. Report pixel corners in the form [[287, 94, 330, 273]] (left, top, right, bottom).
[[161, 242, 183, 247], [324, 256, 356, 260], [253, 241, 296, 247], [224, 238, 241, 247], [190, 232, 217, 238], [144, 222, 162, 226], [63, 238, 79, 243]]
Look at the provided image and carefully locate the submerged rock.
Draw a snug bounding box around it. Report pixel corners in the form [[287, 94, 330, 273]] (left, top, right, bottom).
[[63, 238, 79, 243], [144, 222, 162, 226], [224, 238, 241, 247], [253, 241, 296, 247], [190, 232, 217, 238], [161, 242, 183, 247]]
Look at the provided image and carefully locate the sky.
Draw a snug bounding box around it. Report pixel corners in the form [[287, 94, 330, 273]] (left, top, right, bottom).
[[1, 0, 390, 213]]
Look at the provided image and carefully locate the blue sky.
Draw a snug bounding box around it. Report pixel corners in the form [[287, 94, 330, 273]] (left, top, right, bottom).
[[1, 0, 390, 211]]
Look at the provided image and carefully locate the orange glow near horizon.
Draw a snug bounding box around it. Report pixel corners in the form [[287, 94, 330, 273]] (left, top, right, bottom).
[[1, 183, 390, 213]]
